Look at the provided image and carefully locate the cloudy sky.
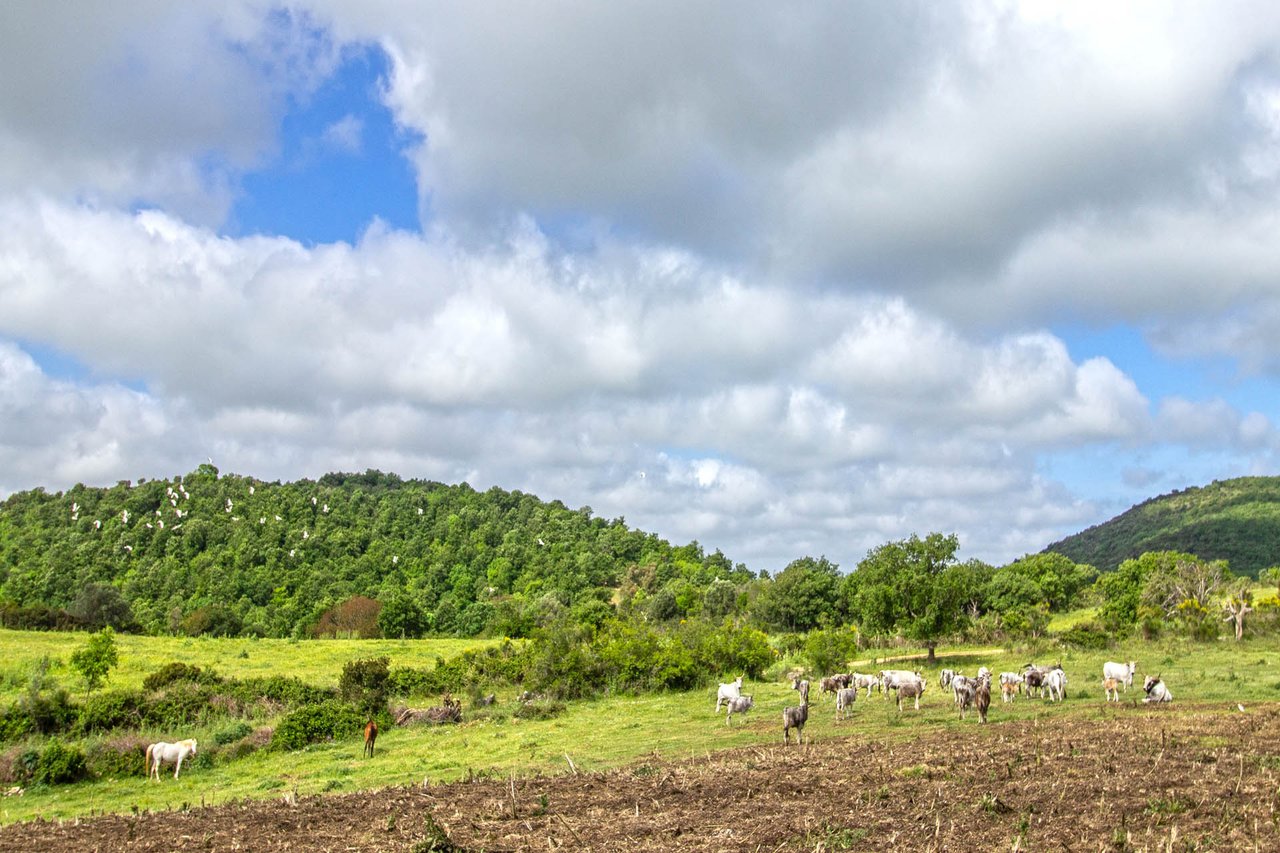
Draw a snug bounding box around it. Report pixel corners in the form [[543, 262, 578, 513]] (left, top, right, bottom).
[[3, 2, 1280, 572]]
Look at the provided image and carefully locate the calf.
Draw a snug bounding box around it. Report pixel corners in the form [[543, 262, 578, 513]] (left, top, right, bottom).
[[790, 675, 810, 705], [1103, 676, 1120, 703], [783, 702, 809, 744], [715, 676, 744, 712], [1103, 661, 1136, 691], [896, 679, 924, 712], [939, 669, 956, 689], [999, 672, 1023, 702], [725, 694, 754, 725], [1143, 675, 1173, 704], [835, 687, 858, 720]]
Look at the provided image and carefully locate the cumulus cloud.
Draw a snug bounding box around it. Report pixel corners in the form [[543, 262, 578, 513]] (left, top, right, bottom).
[[3, 3, 1280, 568]]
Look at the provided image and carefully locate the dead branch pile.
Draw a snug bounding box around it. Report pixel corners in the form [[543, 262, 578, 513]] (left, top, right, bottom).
[[395, 694, 463, 726]]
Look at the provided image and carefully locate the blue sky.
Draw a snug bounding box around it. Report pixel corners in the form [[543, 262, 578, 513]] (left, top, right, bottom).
[[229, 46, 420, 245], [2, 3, 1280, 572]]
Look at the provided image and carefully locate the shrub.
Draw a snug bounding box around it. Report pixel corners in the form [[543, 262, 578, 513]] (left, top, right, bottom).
[[684, 621, 774, 680], [339, 657, 390, 715], [1057, 621, 1112, 650], [143, 685, 216, 728], [180, 605, 243, 637], [76, 689, 145, 734], [83, 736, 148, 779], [143, 662, 222, 691], [213, 721, 254, 745], [271, 700, 365, 751], [800, 626, 860, 676], [0, 689, 76, 743], [34, 740, 87, 785], [230, 675, 333, 707], [387, 666, 445, 698]]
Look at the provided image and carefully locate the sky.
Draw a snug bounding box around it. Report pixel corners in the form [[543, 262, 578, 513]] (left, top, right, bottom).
[[3, 2, 1280, 573]]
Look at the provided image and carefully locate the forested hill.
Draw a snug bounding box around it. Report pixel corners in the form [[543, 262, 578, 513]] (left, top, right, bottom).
[[0, 466, 751, 637], [1045, 476, 1280, 577]]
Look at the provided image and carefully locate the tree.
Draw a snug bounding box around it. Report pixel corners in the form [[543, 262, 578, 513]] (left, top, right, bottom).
[[377, 590, 426, 639], [1096, 551, 1197, 634], [845, 533, 974, 663], [1141, 556, 1231, 617], [69, 627, 118, 697], [750, 556, 840, 632], [1221, 580, 1254, 641], [69, 583, 136, 632]]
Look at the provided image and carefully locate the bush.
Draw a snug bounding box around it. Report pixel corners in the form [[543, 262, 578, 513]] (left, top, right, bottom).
[[84, 736, 148, 779], [684, 621, 774, 680], [34, 740, 87, 785], [1057, 621, 1112, 650], [143, 662, 222, 691], [213, 721, 254, 745], [271, 700, 365, 751], [76, 689, 145, 734], [339, 657, 390, 715], [800, 627, 860, 676], [228, 676, 334, 707], [0, 689, 76, 743], [387, 666, 446, 698], [143, 685, 216, 728]]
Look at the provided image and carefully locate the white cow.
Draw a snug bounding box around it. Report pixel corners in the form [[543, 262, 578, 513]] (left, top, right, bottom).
[[1045, 668, 1067, 702], [1103, 661, 1136, 691], [715, 675, 743, 712], [880, 670, 924, 699], [1143, 675, 1173, 703]]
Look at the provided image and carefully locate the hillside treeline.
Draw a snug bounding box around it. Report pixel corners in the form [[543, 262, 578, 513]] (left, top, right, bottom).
[[3, 468, 1278, 646], [1046, 476, 1280, 576], [0, 466, 754, 638]]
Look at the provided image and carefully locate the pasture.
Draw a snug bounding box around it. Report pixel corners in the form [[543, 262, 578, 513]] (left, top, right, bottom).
[[1, 631, 1279, 839], [0, 629, 494, 705]]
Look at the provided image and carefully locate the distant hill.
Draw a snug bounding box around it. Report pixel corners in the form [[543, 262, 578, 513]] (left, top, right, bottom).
[[1044, 476, 1280, 577], [0, 466, 750, 637]]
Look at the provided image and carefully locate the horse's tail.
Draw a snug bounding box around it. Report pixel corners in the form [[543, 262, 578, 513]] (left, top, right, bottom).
[[144, 743, 153, 775]]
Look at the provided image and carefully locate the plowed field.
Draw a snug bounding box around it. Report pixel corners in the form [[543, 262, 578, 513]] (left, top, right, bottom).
[[2, 704, 1276, 851]]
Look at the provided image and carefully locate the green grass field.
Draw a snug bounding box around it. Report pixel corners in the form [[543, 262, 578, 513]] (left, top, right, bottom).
[[1, 631, 1278, 826], [0, 629, 496, 705]]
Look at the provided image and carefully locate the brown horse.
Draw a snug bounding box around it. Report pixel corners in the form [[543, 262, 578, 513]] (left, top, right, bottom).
[[363, 719, 378, 758]]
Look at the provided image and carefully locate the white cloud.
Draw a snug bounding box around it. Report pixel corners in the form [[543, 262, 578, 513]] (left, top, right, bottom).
[[4, 3, 1280, 570]]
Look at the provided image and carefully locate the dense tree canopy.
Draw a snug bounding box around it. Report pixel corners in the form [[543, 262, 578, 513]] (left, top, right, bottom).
[[844, 533, 979, 661], [0, 468, 754, 638]]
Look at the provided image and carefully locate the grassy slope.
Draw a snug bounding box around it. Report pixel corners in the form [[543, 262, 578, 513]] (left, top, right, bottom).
[[1046, 476, 1280, 576], [2, 633, 1278, 826], [0, 630, 496, 705]]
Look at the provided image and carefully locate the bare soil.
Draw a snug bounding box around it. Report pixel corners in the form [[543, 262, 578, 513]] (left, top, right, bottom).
[[2, 703, 1277, 851]]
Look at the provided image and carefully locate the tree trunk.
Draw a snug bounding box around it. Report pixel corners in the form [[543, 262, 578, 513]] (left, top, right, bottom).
[[926, 643, 937, 663]]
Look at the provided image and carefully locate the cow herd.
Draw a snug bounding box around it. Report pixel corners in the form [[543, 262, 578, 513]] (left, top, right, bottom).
[[717, 659, 1174, 744]]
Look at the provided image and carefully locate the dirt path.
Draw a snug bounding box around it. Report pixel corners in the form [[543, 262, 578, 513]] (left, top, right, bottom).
[[1, 704, 1276, 851]]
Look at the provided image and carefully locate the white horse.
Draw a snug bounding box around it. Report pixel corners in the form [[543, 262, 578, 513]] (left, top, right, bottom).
[[146, 739, 198, 781]]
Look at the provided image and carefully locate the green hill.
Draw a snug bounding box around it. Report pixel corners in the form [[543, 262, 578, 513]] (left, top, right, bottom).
[[1044, 476, 1280, 577], [0, 466, 750, 637]]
